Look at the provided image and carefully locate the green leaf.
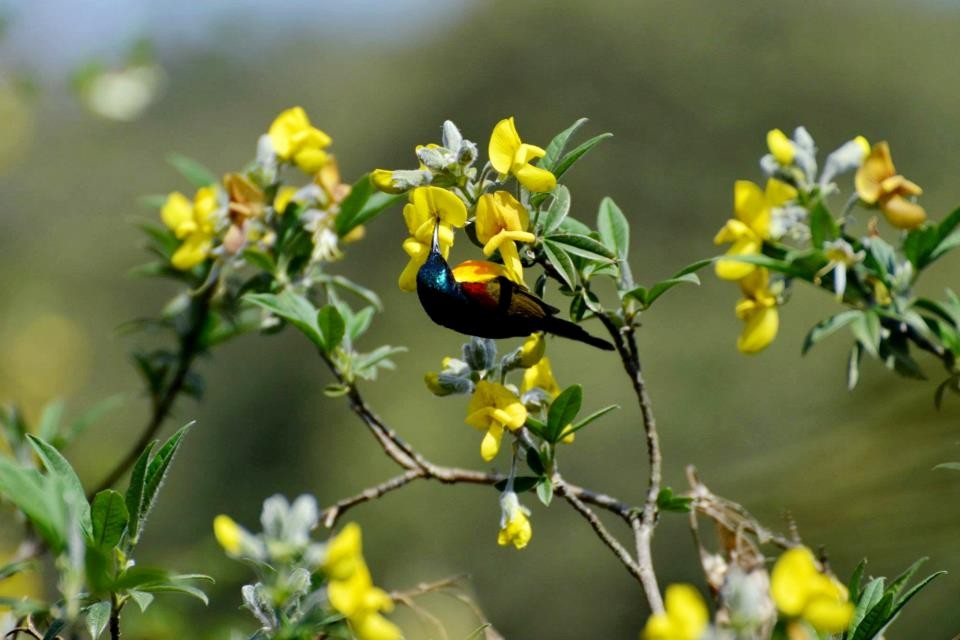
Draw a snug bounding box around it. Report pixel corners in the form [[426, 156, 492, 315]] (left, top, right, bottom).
[[546, 233, 616, 262], [565, 404, 619, 437], [128, 590, 155, 613], [849, 577, 885, 635], [241, 248, 277, 274], [850, 311, 882, 359], [542, 240, 577, 290], [656, 487, 693, 513], [139, 194, 168, 210], [802, 310, 861, 355], [352, 345, 407, 378], [597, 197, 630, 260], [493, 476, 539, 493], [724, 253, 811, 279], [90, 490, 128, 551], [139, 423, 192, 538], [847, 342, 863, 390], [524, 416, 548, 440], [848, 559, 867, 602], [541, 118, 589, 171], [125, 441, 157, 545], [906, 207, 960, 269], [850, 592, 894, 640], [888, 570, 945, 614], [37, 400, 64, 443], [625, 273, 700, 309], [525, 447, 546, 476], [886, 557, 927, 601], [317, 274, 383, 311], [316, 305, 345, 352], [809, 201, 839, 248], [553, 133, 613, 180], [84, 601, 111, 640], [166, 153, 217, 188], [933, 462, 960, 471], [536, 479, 554, 506], [136, 581, 210, 605], [0, 458, 65, 551], [335, 174, 405, 237], [244, 290, 324, 349], [26, 434, 91, 538], [546, 385, 582, 443], [42, 619, 66, 640], [541, 185, 570, 234]]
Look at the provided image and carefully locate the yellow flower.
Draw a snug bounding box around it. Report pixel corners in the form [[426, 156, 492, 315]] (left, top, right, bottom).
[[734, 268, 779, 354], [324, 523, 401, 640], [714, 179, 797, 281], [497, 491, 532, 550], [488, 116, 556, 192], [273, 185, 298, 215], [518, 333, 545, 368], [521, 355, 560, 397], [451, 259, 507, 283], [771, 547, 854, 634], [465, 381, 527, 461], [268, 106, 332, 174], [161, 185, 220, 270], [767, 128, 795, 166], [397, 186, 466, 292], [371, 168, 403, 194], [855, 141, 926, 229], [520, 356, 575, 443], [642, 584, 709, 640], [475, 191, 536, 284], [213, 515, 244, 555]]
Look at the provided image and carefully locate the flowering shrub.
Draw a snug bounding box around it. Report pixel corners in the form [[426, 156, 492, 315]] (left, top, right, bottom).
[[0, 107, 955, 639]]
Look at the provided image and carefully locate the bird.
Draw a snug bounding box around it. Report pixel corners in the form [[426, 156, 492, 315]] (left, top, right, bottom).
[[416, 222, 615, 351]]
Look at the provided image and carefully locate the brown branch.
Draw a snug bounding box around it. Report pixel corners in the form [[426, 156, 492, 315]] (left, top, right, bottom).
[[598, 311, 665, 614], [89, 284, 214, 498]]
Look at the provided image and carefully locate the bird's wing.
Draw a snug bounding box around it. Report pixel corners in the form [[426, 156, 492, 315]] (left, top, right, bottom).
[[492, 276, 560, 317]]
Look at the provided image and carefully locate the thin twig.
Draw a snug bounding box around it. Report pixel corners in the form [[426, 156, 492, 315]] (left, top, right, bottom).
[[89, 285, 214, 498], [555, 478, 644, 583], [598, 312, 665, 614]]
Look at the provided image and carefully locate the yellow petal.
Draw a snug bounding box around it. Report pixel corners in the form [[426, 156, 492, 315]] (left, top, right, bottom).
[[855, 142, 894, 204], [771, 548, 820, 616], [881, 195, 927, 229], [733, 180, 765, 225], [664, 584, 709, 640], [513, 142, 546, 166], [324, 522, 363, 581], [497, 240, 525, 285], [161, 192, 194, 237], [273, 186, 298, 214], [767, 128, 795, 165], [803, 597, 854, 634], [522, 356, 560, 396], [713, 218, 753, 245], [213, 515, 243, 554], [737, 305, 778, 354], [714, 238, 761, 281], [764, 178, 798, 209], [171, 234, 212, 271], [371, 169, 403, 194], [294, 147, 328, 174], [518, 333, 545, 368], [352, 613, 402, 640], [480, 423, 504, 462], [514, 162, 557, 193], [268, 106, 310, 159], [398, 256, 422, 292], [853, 135, 870, 159], [489, 117, 521, 175]]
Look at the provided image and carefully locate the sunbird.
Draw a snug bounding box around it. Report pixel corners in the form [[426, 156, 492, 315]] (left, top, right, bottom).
[[416, 223, 615, 351]]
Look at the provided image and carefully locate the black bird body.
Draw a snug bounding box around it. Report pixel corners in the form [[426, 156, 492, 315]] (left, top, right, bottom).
[[416, 245, 614, 351]]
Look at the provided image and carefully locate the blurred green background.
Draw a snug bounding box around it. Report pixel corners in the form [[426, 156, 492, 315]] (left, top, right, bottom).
[[1, 0, 958, 637]]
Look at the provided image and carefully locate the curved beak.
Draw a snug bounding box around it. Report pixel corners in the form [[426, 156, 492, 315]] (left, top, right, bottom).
[[431, 219, 440, 253]]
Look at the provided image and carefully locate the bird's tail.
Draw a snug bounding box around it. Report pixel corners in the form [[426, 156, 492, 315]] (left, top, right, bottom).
[[542, 316, 615, 351]]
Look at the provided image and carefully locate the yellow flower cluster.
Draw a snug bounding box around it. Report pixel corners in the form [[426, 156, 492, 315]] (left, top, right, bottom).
[[713, 140, 798, 354], [268, 106, 333, 175], [771, 547, 854, 635], [324, 523, 401, 640]]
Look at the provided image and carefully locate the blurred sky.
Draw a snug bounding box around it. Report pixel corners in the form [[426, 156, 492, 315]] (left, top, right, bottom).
[[1, 1, 959, 638]]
